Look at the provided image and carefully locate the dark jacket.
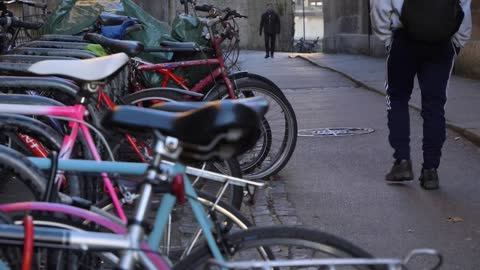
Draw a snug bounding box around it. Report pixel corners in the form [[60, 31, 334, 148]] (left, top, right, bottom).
[[259, 11, 280, 35]]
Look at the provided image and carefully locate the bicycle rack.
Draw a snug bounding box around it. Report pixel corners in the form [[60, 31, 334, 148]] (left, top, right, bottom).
[[208, 249, 443, 270]]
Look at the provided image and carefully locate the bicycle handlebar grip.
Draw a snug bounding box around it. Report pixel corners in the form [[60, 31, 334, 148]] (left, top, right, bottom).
[[11, 18, 43, 30], [83, 33, 105, 44], [194, 4, 213, 12]]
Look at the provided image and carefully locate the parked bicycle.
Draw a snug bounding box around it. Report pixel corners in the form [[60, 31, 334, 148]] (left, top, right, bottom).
[[0, 4, 298, 180], [0, 1, 445, 269], [294, 36, 320, 53]]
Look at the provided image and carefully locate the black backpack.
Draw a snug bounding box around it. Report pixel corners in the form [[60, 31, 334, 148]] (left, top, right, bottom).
[[400, 0, 464, 43]]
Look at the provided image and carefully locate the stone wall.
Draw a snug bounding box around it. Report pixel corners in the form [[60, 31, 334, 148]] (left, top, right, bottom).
[[322, 0, 376, 54], [323, 0, 480, 79], [455, 0, 480, 78], [174, 0, 294, 51]]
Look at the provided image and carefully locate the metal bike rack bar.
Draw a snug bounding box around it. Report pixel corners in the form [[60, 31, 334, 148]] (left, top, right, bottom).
[[208, 249, 442, 270]]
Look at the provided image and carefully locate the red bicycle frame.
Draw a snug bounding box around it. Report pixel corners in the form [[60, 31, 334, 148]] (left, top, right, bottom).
[[135, 21, 237, 99]]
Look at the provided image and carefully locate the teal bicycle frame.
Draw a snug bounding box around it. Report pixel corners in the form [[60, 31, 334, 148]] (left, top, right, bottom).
[[27, 156, 263, 264]]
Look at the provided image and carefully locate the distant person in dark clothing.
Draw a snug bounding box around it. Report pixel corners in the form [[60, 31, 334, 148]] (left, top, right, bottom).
[[259, 3, 281, 58]]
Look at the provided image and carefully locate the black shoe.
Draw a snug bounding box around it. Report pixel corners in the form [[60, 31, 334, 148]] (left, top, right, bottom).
[[271, 53, 274, 58], [419, 168, 439, 190], [265, 54, 270, 58], [385, 160, 414, 182]]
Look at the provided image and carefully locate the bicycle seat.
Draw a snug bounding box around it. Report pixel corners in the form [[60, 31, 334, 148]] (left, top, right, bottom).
[[99, 13, 134, 26], [160, 41, 198, 49], [27, 53, 129, 82], [102, 97, 269, 161], [84, 33, 144, 57]]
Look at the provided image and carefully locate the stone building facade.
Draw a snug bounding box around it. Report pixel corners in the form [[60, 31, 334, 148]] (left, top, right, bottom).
[[322, 0, 480, 79]]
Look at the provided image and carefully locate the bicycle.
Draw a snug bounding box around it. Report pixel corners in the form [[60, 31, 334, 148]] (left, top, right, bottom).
[[0, 53, 267, 260], [99, 6, 297, 180], [0, 0, 47, 51], [0, 53, 243, 218], [0, 97, 380, 270], [294, 36, 320, 53], [2, 5, 298, 180]]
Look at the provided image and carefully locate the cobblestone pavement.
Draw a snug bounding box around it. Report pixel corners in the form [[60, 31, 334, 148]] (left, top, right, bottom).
[[243, 178, 302, 227]]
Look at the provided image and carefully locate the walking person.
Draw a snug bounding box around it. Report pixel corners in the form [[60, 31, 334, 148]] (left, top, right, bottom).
[[259, 3, 281, 58], [370, 0, 472, 190]]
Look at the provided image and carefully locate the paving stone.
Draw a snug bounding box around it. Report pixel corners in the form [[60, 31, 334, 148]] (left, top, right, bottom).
[[252, 209, 271, 216], [254, 215, 274, 224], [279, 216, 300, 225], [275, 209, 297, 216]]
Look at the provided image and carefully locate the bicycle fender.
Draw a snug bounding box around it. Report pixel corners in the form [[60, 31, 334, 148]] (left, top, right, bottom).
[[121, 87, 204, 103]]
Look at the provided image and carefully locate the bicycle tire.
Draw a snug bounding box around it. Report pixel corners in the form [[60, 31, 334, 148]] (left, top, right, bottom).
[[205, 77, 298, 180], [0, 145, 46, 203], [174, 226, 380, 270], [118, 89, 245, 210], [0, 115, 84, 198], [0, 213, 120, 270]]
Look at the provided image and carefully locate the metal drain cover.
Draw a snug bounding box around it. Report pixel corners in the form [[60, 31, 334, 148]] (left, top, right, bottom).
[[298, 127, 375, 137]]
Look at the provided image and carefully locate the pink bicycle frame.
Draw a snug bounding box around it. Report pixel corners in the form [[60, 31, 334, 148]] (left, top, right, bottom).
[[0, 103, 127, 222]]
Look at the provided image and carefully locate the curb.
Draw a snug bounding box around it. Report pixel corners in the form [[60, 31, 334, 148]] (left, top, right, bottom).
[[293, 54, 480, 147]]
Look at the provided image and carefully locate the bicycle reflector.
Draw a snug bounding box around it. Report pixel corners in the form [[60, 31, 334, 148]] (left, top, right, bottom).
[[172, 174, 187, 204]]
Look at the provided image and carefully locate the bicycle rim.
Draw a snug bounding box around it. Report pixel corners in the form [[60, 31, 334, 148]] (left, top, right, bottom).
[[207, 78, 298, 180]]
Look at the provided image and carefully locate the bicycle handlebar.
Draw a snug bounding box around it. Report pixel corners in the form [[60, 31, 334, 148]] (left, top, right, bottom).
[[0, 16, 43, 30], [197, 8, 247, 27], [194, 4, 213, 12], [224, 9, 247, 19]]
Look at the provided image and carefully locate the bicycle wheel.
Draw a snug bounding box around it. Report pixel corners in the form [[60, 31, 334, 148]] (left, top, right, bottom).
[[0, 115, 85, 199], [0, 214, 121, 270], [205, 77, 298, 180], [156, 190, 253, 263], [175, 226, 380, 270], [118, 89, 245, 210], [0, 145, 47, 203]]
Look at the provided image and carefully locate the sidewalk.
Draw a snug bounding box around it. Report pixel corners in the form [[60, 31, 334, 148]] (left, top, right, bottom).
[[291, 53, 480, 146]]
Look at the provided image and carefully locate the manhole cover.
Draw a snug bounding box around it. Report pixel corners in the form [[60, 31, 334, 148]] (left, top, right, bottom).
[[298, 128, 375, 137]]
